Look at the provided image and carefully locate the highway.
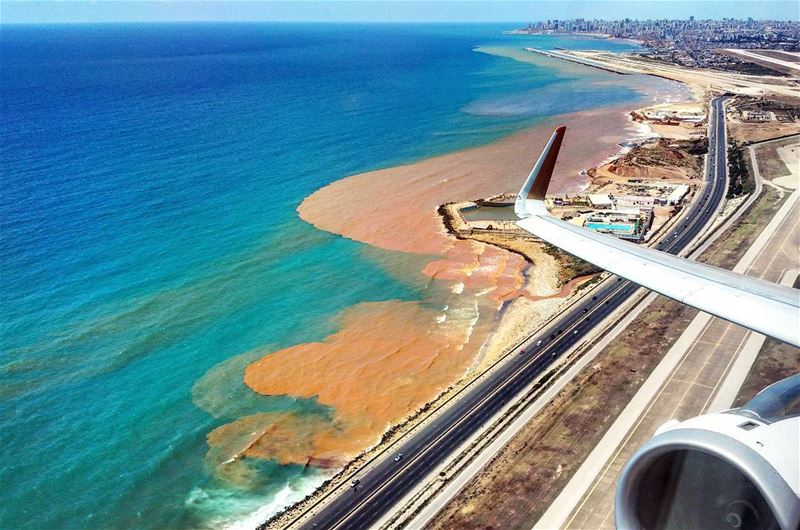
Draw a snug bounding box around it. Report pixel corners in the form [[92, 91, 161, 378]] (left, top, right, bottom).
[[292, 96, 729, 530]]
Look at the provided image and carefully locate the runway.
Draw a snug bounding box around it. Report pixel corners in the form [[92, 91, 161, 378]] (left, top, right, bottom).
[[559, 163, 800, 530]]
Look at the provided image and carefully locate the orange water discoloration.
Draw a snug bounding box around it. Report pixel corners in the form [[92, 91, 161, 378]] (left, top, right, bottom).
[[422, 239, 528, 301], [207, 412, 326, 466], [298, 106, 635, 255], [223, 108, 637, 468], [235, 301, 485, 465]]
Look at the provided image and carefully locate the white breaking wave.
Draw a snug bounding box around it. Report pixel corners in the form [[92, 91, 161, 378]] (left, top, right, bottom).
[[219, 483, 305, 530], [187, 471, 331, 530], [458, 299, 482, 351]]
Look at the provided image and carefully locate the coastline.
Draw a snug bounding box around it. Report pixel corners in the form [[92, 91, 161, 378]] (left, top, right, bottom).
[[546, 48, 800, 100], [243, 91, 692, 528], [11, 22, 794, 530], [216, 41, 696, 527]]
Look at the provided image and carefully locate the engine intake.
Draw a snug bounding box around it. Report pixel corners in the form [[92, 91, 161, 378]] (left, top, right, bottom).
[[615, 375, 800, 530]]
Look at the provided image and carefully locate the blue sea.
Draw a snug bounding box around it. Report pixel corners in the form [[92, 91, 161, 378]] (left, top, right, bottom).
[[1, 23, 673, 529]]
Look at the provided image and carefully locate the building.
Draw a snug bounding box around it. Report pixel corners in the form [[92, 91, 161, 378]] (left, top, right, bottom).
[[642, 110, 706, 123], [665, 184, 689, 205], [587, 194, 614, 209], [743, 110, 772, 122], [546, 194, 589, 207]]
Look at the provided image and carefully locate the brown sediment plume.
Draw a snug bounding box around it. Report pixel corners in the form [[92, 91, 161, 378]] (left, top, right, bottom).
[[207, 412, 327, 469], [296, 106, 633, 301], [225, 300, 488, 466], [421, 240, 528, 301], [297, 105, 636, 255], [224, 106, 640, 468]]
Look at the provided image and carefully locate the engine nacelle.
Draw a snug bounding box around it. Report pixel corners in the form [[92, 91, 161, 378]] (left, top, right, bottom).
[[615, 374, 800, 530]]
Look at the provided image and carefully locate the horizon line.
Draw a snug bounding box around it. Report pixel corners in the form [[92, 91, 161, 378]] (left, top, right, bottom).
[[4, 16, 798, 26]]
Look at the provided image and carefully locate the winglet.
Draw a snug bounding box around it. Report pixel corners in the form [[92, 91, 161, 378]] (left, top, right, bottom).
[[515, 125, 566, 218]]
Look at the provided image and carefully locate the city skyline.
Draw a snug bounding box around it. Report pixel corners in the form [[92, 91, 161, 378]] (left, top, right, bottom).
[[3, 1, 800, 24]]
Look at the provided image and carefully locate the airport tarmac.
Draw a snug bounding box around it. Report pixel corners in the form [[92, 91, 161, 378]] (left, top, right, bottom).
[[559, 192, 799, 530]]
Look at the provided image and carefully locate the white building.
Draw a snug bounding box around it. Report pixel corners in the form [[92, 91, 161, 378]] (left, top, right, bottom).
[[666, 184, 689, 205], [588, 194, 613, 209]]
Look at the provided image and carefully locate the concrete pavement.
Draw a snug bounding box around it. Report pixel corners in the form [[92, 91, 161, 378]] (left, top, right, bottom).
[[538, 191, 800, 530]]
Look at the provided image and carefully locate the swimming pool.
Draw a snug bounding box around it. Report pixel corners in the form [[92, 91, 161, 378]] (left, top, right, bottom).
[[586, 222, 636, 234]]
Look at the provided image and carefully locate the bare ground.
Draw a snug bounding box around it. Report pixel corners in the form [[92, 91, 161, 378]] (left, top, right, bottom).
[[753, 137, 799, 181], [590, 138, 706, 185], [728, 121, 800, 144], [733, 337, 800, 407]]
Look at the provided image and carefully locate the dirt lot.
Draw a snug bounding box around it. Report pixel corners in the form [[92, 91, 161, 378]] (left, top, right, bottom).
[[728, 120, 799, 144], [429, 181, 788, 530], [591, 138, 706, 185], [753, 136, 799, 181]]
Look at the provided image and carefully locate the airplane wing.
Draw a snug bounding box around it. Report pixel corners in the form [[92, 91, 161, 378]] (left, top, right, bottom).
[[514, 126, 800, 348]]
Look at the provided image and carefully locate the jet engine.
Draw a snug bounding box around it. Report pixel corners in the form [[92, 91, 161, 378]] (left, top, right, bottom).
[[615, 374, 800, 530]]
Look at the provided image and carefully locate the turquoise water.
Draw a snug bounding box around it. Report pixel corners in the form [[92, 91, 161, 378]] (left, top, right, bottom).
[[1, 23, 672, 528], [586, 222, 637, 233]]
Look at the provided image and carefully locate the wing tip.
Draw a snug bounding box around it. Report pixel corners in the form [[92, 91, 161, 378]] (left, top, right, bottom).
[[529, 125, 566, 200], [515, 125, 567, 218]]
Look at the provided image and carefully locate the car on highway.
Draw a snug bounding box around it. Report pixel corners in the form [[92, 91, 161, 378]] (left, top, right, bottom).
[[350, 479, 360, 488], [393, 453, 403, 462]]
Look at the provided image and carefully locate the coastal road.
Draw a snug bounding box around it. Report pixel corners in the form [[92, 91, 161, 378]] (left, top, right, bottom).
[[291, 96, 729, 530]]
